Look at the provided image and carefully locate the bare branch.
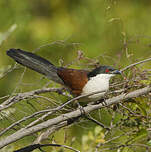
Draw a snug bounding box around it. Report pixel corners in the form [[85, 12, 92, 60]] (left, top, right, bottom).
[[0, 87, 64, 111], [14, 143, 80, 152], [0, 109, 53, 136], [120, 57, 151, 72], [85, 114, 110, 130], [34, 121, 69, 143], [25, 90, 106, 128], [0, 86, 150, 148]]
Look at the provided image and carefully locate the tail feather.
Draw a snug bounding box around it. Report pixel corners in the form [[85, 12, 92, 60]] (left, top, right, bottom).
[[7, 49, 64, 84]]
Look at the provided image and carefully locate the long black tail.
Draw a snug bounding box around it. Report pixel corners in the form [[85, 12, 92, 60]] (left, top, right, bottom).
[[7, 49, 63, 84]]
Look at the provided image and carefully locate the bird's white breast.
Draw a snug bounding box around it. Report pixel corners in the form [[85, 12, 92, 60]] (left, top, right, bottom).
[[82, 74, 114, 101]]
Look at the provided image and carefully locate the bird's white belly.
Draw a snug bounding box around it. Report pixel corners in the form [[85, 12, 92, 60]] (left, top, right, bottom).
[[82, 74, 110, 101]]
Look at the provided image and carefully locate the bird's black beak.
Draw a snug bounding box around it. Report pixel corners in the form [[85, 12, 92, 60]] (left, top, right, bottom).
[[112, 70, 121, 74]]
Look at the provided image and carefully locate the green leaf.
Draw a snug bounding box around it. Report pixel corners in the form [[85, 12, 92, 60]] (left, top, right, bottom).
[[147, 140, 151, 146], [129, 129, 147, 144]]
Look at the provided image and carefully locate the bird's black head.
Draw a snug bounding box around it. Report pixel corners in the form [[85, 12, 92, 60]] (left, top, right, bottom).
[[88, 65, 121, 78]]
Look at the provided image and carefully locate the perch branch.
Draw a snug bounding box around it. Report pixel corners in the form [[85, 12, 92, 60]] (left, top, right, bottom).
[[0, 86, 150, 148]]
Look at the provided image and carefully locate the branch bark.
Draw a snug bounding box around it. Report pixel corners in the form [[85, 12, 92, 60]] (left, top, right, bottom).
[[0, 87, 64, 111], [0, 85, 150, 149], [120, 57, 151, 72]]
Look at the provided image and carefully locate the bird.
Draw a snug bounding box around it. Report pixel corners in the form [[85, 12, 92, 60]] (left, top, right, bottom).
[[7, 49, 121, 102]]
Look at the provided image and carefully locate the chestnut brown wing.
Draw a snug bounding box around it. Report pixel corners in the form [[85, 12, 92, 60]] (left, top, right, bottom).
[[57, 68, 88, 96]]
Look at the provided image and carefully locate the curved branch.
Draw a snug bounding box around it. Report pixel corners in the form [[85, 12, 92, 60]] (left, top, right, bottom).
[[0, 87, 64, 111], [0, 86, 150, 149], [120, 57, 151, 72], [14, 143, 80, 152]]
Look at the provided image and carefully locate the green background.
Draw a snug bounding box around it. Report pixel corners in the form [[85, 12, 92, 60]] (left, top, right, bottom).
[[0, 0, 151, 151]]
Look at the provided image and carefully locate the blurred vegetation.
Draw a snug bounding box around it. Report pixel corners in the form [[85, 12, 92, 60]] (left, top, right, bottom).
[[0, 0, 151, 151]]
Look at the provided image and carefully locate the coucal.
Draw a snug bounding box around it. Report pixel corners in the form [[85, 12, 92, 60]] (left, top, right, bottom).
[[7, 49, 121, 101]]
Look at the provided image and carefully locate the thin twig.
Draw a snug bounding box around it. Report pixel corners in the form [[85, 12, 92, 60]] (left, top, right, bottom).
[[0, 109, 52, 137], [96, 130, 134, 148], [34, 121, 69, 143], [0, 87, 64, 111], [120, 57, 151, 72], [25, 90, 106, 128], [119, 103, 142, 117], [14, 143, 80, 152], [0, 63, 18, 80], [85, 114, 110, 130]]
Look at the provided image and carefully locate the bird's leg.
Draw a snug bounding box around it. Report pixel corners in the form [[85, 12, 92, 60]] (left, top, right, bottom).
[[75, 100, 86, 116], [87, 98, 107, 106], [76, 102, 110, 130], [100, 98, 108, 106]]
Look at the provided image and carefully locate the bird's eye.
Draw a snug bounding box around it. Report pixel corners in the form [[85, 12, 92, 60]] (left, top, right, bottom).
[[105, 69, 109, 73]]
